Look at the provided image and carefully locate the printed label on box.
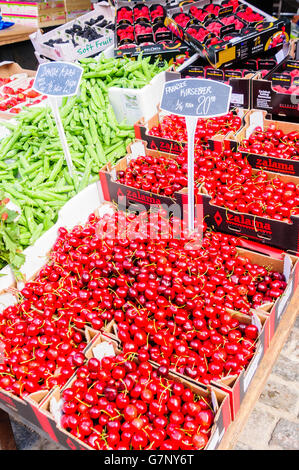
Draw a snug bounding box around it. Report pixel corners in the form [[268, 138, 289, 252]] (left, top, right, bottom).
[[231, 92, 244, 105]]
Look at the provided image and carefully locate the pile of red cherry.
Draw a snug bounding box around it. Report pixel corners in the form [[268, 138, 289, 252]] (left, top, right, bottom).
[[148, 112, 242, 143], [0, 209, 287, 403], [60, 353, 215, 450], [0, 304, 87, 396], [239, 125, 299, 160], [116, 152, 197, 196], [204, 164, 299, 222]]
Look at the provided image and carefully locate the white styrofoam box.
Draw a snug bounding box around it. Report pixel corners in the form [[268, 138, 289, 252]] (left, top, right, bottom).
[[34, 41, 114, 64], [0, 265, 16, 293], [0, 120, 13, 140], [57, 181, 101, 227], [16, 224, 58, 288], [108, 70, 168, 126], [29, 5, 115, 62], [34, 51, 53, 64]]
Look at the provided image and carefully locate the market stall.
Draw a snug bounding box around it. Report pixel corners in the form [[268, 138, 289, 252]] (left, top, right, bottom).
[[0, 0, 298, 453]]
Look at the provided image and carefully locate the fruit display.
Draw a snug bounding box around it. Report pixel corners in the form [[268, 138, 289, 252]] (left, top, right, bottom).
[[166, 0, 289, 67], [0, 209, 275, 397], [30, 6, 115, 61], [203, 166, 299, 222], [0, 54, 172, 274], [0, 2, 298, 454]]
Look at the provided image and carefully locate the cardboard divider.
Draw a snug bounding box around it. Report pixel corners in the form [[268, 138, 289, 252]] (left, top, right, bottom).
[[114, 0, 190, 61]]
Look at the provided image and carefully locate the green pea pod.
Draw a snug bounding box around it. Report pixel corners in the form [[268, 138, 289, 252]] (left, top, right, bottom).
[[48, 158, 64, 182], [24, 206, 37, 235], [30, 223, 44, 245], [78, 160, 92, 192]]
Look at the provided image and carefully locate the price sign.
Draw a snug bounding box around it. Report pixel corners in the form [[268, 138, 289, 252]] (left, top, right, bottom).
[[33, 62, 83, 176], [161, 78, 232, 232], [33, 61, 83, 97]]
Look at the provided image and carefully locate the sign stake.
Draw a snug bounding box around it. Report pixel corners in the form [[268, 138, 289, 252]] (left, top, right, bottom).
[[32, 61, 83, 178], [185, 115, 197, 232], [49, 96, 74, 177]]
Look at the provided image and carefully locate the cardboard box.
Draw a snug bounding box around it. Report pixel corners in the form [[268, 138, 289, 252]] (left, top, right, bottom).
[[0, 182, 111, 290], [0, 1, 66, 28], [133, 104, 247, 156], [98, 141, 193, 222], [39, 334, 231, 450], [198, 168, 299, 255], [29, 5, 115, 61], [252, 55, 299, 118], [225, 109, 299, 176], [165, 0, 290, 68]]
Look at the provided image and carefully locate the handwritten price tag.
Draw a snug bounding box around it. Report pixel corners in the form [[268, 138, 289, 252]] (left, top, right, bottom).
[[160, 78, 232, 232], [33, 62, 83, 177], [161, 78, 232, 118], [33, 61, 83, 97]]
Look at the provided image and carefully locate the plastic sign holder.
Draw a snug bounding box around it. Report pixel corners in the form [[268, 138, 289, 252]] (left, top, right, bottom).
[[160, 78, 232, 232], [33, 61, 83, 177]]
